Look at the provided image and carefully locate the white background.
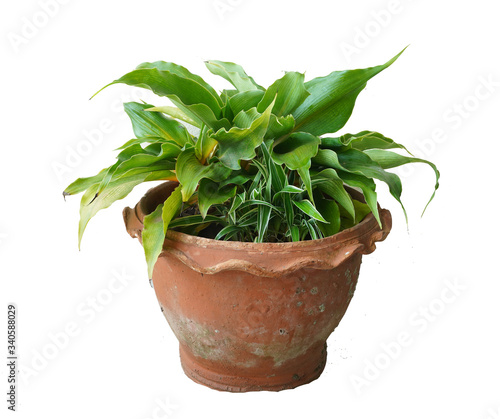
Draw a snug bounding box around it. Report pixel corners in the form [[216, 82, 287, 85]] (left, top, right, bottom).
[[1, 0, 499, 418]]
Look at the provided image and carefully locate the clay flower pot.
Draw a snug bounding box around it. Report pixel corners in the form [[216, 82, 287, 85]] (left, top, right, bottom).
[[123, 182, 392, 392]]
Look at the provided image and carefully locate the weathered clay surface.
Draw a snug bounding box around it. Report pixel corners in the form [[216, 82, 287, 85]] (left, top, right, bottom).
[[123, 181, 392, 392]]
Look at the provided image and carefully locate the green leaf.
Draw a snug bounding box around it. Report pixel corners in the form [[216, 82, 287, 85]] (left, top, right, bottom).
[[94, 144, 147, 196], [124, 102, 191, 146], [337, 171, 381, 226], [198, 179, 237, 218], [315, 199, 341, 236], [115, 137, 170, 151], [228, 90, 265, 116], [228, 191, 246, 223], [205, 60, 264, 92], [292, 48, 406, 136], [78, 173, 149, 248], [257, 72, 310, 116], [162, 185, 183, 234], [298, 164, 314, 203], [321, 131, 412, 155], [337, 148, 406, 220], [261, 141, 286, 192], [232, 107, 261, 129], [136, 61, 222, 106], [271, 132, 320, 170], [219, 170, 254, 187], [237, 199, 280, 212], [305, 220, 322, 240], [64, 169, 106, 196], [211, 101, 274, 170], [364, 149, 440, 215], [339, 199, 373, 229], [169, 214, 225, 229], [279, 185, 304, 194], [194, 125, 218, 163], [142, 203, 165, 279], [313, 148, 406, 221], [94, 67, 230, 131], [312, 168, 355, 220], [215, 225, 243, 241], [265, 114, 295, 140], [99, 142, 179, 192], [176, 148, 231, 201], [292, 199, 328, 223], [256, 204, 272, 243], [144, 105, 201, 128]]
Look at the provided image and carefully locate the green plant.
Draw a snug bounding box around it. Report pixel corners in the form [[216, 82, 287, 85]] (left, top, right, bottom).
[[65, 48, 439, 277]]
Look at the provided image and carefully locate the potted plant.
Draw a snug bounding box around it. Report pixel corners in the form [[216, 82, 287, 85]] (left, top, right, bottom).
[[64, 48, 439, 392]]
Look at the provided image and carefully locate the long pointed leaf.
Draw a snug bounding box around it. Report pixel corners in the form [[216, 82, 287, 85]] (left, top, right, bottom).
[[292, 48, 406, 136]]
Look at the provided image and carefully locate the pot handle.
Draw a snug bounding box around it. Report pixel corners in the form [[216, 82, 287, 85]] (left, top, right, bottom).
[[123, 205, 143, 241], [359, 208, 392, 255]]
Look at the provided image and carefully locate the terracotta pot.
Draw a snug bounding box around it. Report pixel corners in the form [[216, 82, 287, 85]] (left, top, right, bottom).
[[123, 182, 392, 392]]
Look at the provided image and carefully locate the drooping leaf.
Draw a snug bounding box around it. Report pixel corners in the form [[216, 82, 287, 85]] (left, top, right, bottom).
[[161, 185, 182, 234], [364, 149, 440, 215], [78, 173, 149, 247], [337, 148, 406, 220], [321, 130, 412, 155], [94, 142, 179, 196], [313, 148, 406, 221], [292, 48, 406, 136], [142, 203, 165, 279]]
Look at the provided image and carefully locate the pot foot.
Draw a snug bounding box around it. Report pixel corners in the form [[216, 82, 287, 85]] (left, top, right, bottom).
[[179, 342, 327, 392]]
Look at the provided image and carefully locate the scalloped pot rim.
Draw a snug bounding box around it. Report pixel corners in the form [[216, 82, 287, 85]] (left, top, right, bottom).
[[124, 182, 392, 260]]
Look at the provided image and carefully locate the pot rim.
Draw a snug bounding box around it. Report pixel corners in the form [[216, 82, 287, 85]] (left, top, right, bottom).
[[130, 181, 392, 254]]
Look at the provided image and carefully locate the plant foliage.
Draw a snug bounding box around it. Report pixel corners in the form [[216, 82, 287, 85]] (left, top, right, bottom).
[[65, 49, 439, 277]]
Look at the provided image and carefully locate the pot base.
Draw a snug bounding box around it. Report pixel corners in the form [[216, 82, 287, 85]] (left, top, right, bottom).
[[179, 342, 327, 392]]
